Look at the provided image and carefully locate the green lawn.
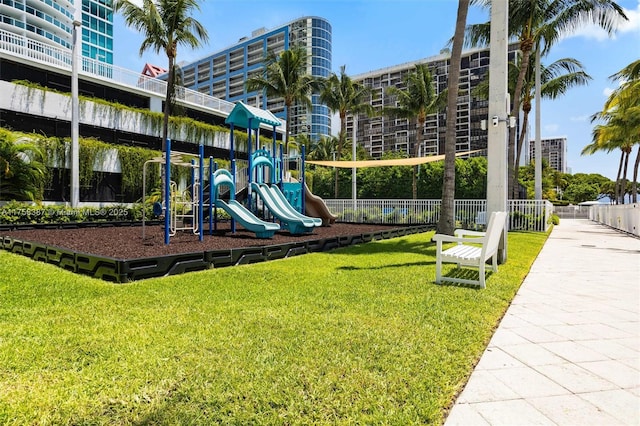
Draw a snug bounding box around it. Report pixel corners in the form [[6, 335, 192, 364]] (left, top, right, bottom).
[[0, 229, 548, 425]]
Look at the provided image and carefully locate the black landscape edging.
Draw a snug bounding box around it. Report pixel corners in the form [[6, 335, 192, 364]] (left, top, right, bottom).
[[1, 224, 432, 283]]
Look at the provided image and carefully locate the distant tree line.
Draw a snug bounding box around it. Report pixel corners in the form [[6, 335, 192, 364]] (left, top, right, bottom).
[[305, 151, 624, 205]]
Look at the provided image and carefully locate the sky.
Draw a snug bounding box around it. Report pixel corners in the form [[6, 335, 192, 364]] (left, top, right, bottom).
[[112, 0, 640, 181]]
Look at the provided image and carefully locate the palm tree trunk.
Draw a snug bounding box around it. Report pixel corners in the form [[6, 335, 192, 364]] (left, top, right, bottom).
[[413, 119, 424, 200], [335, 118, 346, 198], [438, 0, 469, 234], [509, 44, 534, 199], [514, 110, 530, 198], [284, 103, 291, 156], [633, 145, 639, 203], [615, 150, 624, 204], [163, 55, 175, 151], [621, 148, 630, 204]]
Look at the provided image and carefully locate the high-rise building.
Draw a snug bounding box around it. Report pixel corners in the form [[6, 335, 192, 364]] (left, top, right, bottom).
[[177, 16, 332, 141], [529, 136, 567, 173], [79, 0, 113, 65], [348, 45, 519, 159], [0, 0, 113, 65], [0, 0, 75, 50]]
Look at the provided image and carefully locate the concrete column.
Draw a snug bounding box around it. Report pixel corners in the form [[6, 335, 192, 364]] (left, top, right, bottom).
[[486, 0, 509, 262], [149, 96, 163, 113], [70, 20, 81, 208]]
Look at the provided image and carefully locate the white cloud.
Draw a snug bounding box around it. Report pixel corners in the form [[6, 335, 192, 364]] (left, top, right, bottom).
[[564, 0, 640, 41], [618, 0, 640, 33], [603, 78, 628, 97]]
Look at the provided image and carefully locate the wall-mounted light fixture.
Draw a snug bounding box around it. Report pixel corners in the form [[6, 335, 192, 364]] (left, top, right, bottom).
[[481, 115, 516, 130]]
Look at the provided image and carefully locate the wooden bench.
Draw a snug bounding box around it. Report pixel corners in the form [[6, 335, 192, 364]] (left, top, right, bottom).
[[432, 211, 507, 288]]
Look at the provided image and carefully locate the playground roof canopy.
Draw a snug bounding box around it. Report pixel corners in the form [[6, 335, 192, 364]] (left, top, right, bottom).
[[225, 101, 282, 129]]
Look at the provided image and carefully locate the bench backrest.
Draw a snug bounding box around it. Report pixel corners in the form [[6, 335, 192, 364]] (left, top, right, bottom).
[[482, 211, 508, 259]]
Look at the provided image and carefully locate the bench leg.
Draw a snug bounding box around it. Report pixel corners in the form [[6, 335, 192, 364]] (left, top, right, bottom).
[[435, 242, 442, 284], [479, 262, 486, 289]]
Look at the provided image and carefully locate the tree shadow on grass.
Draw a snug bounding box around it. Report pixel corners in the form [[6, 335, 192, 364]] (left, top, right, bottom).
[[334, 233, 436, 257], [333, 234, 438, 271], [337, 259, 436, 271]]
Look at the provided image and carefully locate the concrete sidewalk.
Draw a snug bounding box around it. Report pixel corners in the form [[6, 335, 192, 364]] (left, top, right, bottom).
[[445, 219, 640, 425]]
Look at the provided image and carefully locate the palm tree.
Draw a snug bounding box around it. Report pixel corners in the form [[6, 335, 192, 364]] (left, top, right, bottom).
[[113, 0, 209, 150], [385, 64, 447, 200], [0, 130, 47, 201], [475, 55, 592, 194], [319, 65, 372, 198], [245, 46, 319, 155], [467, 0, 627, 198], [439, 0, 469, 235], [307, 135, 339, 162], [585, 60, 640, 203], [584, 116, 634, 203], [606, 60, 640, 202]]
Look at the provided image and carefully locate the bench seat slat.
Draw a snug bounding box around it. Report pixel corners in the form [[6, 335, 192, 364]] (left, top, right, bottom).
[[442, 245, 481, 260]]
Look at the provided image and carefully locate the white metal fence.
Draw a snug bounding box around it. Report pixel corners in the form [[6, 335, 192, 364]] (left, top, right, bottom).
[[553, 205, 591, 219], [324, 199, 553, 232], [590, 203, 640, 237]]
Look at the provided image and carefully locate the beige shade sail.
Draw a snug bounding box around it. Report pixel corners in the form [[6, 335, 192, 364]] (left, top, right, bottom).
[[306, 150, 482, 169]]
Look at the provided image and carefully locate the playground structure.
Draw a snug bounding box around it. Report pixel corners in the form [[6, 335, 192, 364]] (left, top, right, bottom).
[[211, 168, 280, 239], [142, 141, 206, 245], [249, 148, 321, 234], [141, 101, 335, 245], [226, 102, 323, 235], [142, 140, 281, 244], [302, 182, 337, 226]]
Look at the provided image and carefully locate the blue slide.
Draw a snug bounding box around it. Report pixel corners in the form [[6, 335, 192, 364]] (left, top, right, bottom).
[[214, 199, 280, 239], [212, 169, 280, 239], [251, 183, 320, 234], [268, 185, 323, 227]]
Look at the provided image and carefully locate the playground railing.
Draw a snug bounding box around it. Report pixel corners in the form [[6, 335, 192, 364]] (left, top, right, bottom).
[[323, 199, 553, 232], [235, 166, 248, 196]]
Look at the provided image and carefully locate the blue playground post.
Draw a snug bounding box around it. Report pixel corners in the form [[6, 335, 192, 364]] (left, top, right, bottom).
[[247, 117, 253, 211], [198, 144, 204, 241], [301, 145, 306, 216], [209, 156, 214, 234], [164, 139, 171, 245], [229, 124, 236, 233]]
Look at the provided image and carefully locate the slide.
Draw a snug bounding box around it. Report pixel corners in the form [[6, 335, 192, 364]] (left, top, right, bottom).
[[214, 199, 280, 239], [251, 183, 318, 235], [303, 183, 337, 226], [268, 185, 322, 227]]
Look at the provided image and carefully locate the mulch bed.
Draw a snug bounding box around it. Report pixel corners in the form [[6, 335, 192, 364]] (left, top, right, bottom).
[[3, 222, 401, 260]]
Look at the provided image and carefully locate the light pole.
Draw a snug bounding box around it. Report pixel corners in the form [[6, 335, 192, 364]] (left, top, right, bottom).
[[534, 46, 542, 199], [486, 0, 509, 262], [70, 20, 81, 208], [352, 114, 357, 210]]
